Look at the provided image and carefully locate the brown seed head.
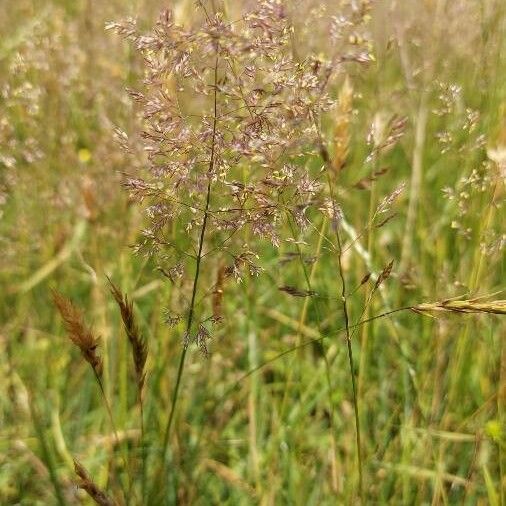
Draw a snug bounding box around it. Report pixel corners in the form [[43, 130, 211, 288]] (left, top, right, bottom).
[[74, 460, 117, 506], [107, 278, 147, 395], [52, 290, 102, 376]]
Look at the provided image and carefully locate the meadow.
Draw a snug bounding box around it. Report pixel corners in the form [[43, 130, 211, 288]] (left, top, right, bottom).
[[0, 0, 505, 504]]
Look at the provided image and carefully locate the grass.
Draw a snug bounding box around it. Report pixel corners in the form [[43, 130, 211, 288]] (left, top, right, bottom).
[[0, 0, 505, 504]]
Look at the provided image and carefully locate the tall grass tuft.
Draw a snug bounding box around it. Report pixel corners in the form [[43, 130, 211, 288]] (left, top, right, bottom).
[[1, 0, 504, 504]]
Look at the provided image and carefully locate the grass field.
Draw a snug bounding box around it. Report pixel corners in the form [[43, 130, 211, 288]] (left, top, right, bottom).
[[0, 1, 505, 504]]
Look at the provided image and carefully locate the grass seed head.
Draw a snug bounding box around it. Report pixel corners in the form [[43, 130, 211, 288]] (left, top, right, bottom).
[[74, 460, 117, 506], [413, 299, 506, 316], [52, 290, 102, 376], [107, 278, 147, 395]]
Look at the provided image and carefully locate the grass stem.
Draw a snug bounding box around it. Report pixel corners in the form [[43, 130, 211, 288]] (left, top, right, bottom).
[[155, 53, 219, 501]]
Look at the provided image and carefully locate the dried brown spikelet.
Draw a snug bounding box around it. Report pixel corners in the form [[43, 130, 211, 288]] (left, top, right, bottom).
[[196, 323, 211, 358], [353, 166, 390, 190], [279, 285, 317, 298], [332, 75, 353, 173], [375, 213, 397, 229], [52, 290, 102, 376], [107, 278, 147, 395], [373, 260, 394, 292], [157, 263, 184, 284], [413, 299, 506, 316], [164, 311, 183, 327], [359, 272, 372, 287], [74, 460, 117, 506]]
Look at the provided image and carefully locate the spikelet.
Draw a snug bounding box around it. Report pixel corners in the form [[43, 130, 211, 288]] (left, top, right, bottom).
[[279, 285, 317, 298], [332, 75, 353, 174], [74, 460, 117, 506], [107, 278, 147, 396], [52, 290, 102, 376], [372, 260, 394, 293], [413, 299, 506, 316]]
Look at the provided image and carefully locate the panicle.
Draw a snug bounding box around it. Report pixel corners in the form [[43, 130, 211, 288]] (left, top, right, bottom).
[[74, 460, 118, 506], [413, 298, 506, 316], [107, 0, 352, 255], [107, 278, 147, 395], [52, 290, 103, 376]]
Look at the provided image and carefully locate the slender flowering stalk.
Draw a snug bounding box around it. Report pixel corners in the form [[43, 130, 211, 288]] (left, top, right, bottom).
[[107, 1, 376, 499], [108, 0, 347, 427], [161, 53, 220, 455], [52, 291, 115, 432], [106, 0, 374, 347], [413, 298, 506, 315]]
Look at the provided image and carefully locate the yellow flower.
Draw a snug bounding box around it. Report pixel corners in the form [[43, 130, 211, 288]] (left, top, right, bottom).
[[485, 419, 503, 443], [78, 148, 91, 164]]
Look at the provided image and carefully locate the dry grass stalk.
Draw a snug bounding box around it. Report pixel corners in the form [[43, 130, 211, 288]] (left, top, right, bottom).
[[332, 75, 353, 173], [413, 299, 506, 316], [212, 264, 226, 321], [53, 291, 129, 496], [74, 460, 118, 506], [107, 278, 147, 396], [52, 290, 102, 376]]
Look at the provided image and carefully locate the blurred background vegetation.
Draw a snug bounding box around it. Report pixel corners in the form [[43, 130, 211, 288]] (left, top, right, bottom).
[[0, 0, 504, 504]]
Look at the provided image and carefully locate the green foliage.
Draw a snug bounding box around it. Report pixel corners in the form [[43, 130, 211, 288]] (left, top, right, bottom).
[[0, 0, 504, 504]]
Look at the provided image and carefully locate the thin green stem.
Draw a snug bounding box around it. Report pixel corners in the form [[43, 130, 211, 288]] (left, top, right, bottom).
[[358, 154, 378, 403], [95, 373, 120, 443], [310, 103, 365, 499], [288, 215, 341, 493], [331, 212, 364, 501], [154, 54, 219, 502], [279, 215, 326, 416], [322, 141, 364, 501]]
